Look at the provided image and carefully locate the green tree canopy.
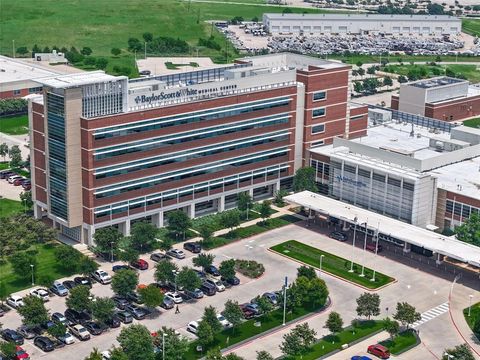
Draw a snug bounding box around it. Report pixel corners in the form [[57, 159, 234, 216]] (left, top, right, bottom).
[[259, 200, 272, 223], [382, 317, 400, 339], [193, 253, 215, 272], [297, 265, 317, 280], [54, 245, 83, 271], [18, 295, 49, 327], [111, 269, 138, 297], [393, 302, 421, 329], [9, 251, 37, 280], [9, 145, 22, 168], [292, 167, 318, 192], [455, 212, 480, 247], [325, 311, 343, 334], [93, 227, 124, 256], [223, 300, 244, 333], [130, 221, 158, 252], [221, 209, 241, 231], [202, 305, 222, 333], [256, 351, 274, 360], [219, 259, 236, 281], [66, 285, 92, 313], [442, 344, 475, 360], [280, 323, 317, 357], [138, 285, 163, 309], [154, 259, 178, 285], [117, 324, 155, 360], [356, 292, 381, 320], [166, 210, 191, 238], [91, 297, 115, 326], [153, 326, 189, 360], [176, 266, 202, 291], [197, 320, 214, 347]]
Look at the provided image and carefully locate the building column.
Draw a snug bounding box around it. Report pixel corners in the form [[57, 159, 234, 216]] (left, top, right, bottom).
[[82, 226, 95, 246], [218, 196, 225, 212], [188, 204, 195, 219], [152, 212, 164, 228], [248, 188, 254, 197], [118, 219, 131, 236], [273, 180, 281, 194], [403, 242, 411, 253], [435, 252, 444, 265]]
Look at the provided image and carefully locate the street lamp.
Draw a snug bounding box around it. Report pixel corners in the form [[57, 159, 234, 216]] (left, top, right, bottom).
[[349, 216, 358, 273], [319, 255, 325, 278], [30, 264, 34, 286], [162, 332, 166, 360], [468, 294, 474, 317], [370, 222, 381, 282], [172, 270, 178, 292], [110, 241, 114, 263], [360, 221, 368, 277]]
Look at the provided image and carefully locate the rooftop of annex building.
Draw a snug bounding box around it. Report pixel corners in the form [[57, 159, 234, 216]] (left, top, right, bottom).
[[0, 55, 63, 85]]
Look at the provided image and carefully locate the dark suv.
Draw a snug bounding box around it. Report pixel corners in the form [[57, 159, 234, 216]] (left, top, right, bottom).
[[64, 309, 91, 325], [183, 242, 201, 253], [1, 329, 24, 345]]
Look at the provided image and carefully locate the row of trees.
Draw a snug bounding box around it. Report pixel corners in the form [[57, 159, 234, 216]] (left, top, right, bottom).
[[0, 98, 27, 116], [0, 143, 23, 168], [127, 33, 189, 55]]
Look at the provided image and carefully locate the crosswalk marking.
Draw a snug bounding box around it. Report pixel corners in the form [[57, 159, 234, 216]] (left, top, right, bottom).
[[412, 302, 449, 328]]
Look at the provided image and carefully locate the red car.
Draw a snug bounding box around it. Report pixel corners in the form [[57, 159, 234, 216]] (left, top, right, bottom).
[[131, 259, 149, 270], [22, 181, 31, 190], [15, 346, 30, 360], [239, 303, 256, 319], [367, 344, 390, 359], [13, 177, 26, 186], [366, 243, 383, 253]]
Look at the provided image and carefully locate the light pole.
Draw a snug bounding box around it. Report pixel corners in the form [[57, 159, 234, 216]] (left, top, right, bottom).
[[319, 255, 325, 278], [282, 276, 288, 326], [30, 264, 34, 286], [172, 270, 178, 292], [162, 332, 166, 360], [13, 40, 15, 58], [349, 217, 358, 273], [468, 294, 474, 317], [360, 220, 368, 277], [110, 241, 114, 263], [370, 222, 380, 282]]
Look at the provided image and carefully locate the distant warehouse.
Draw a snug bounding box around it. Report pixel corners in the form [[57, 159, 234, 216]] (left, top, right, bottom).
[[262, 14, 461, 36]]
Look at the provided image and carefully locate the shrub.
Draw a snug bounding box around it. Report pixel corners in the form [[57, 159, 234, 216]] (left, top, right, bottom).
[[0, 99, 27, 116], [235, 259, 265, 278]]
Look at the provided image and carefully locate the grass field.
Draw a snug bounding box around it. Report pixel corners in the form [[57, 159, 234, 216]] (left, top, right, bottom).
[[463, 19, 480, 37], [463, 302, 480, 332], [0, 198, 25, 218], [270, 240, 394, 289], [284, 320, 384, 360], [0, 115, 29, 135], [380, 329, 419, 355], [0, 243, 78, 297], [464, 118, 480, 129], [382, 64, 480, 83]]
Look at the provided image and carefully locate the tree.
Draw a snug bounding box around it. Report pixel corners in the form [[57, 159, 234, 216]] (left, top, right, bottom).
[[356, 293, 381, 320], [127, 38, 143, 52], [383, 76, 393, 88], [353, 81, 363, 93], [259, 200, 272, 224], [158, 236, 173, 252], [85, 348, 103, 360], [393, 302, 421, 329], [111, 48, 121, 56], [84, 57, 96, 66], [93, 227, 123, 257], [193, 253, 215, 272], [205, 348, 223, 360], [356, 61, 363, 68], [221, 209, 241, 232], [20, 191, 33, 210], [256, 351, 274, 360], [18, 295, 49, 327], [197, 320, 214, 347], [0, 342, 16, 359], [274, 189, 288, 207], [154, 259, 178, 285], [16, 46, 29, 56], [357, 67, 365, 77], [9, 145, 22, 168], [54, 245, 82, 271], [138, 285, 163, 310], [96, 57, 108, 70], [280, 323, 317, 357], [77, 257, 99, 276], [363, 78, 380, 93], [153, 326, 189, 360], [166, 210, 191, 239], [91, 297, 115, 326], [198, 224, 215, 245], [367, 66, 376, 75], [66, 285, 92, 313], [292, 167, 318, 192], [117, 324, 155, 360], [0, 143, 8, 161], [81, 47, 93, 56], [48, 323, 67, 338], [237, 192, 253, 219], [474, 318, 480, 337], [398, 75, 408, 83], [118, 246, 139, 264], [297, 265, 316, 280], [307, 277, 329, 308], [219, 259, 236, 281], [202, 306, 222, 333], [325, 311, 343, 334], [223, 300, 244, 333], [130, 221, 157, 252], [224, 354, 245, 360], [9, 251, 37, 280], [111, 269, 138, 297], [176, 266, 202, 291], [455, 212, 480, 247], [442, 344, 475, 360], [142, 32, 153, 42], [382, 317, 400, 340], [110, 347, 129, 360], [256, 296, 273, 316]]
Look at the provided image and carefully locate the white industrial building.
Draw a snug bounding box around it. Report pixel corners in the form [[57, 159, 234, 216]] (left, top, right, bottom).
[[262, 14, 462, 36]]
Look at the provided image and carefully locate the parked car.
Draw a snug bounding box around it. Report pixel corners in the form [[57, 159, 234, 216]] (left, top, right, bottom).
[[164, 292, 183, 304], [329, 231, 348, 241], [64, 309, 91, 325], [62, 280, 77, 290], [33, 336, 55, 351], [13, 177, 26, 186], [221, 276, 240, 286], [7, 175, 22, 184], [112, 264, 130, 272], [29, 288, 50, 302], [57, 331, 75, 345], [105, 315, 121, 329], [115, 311, 133, 324], [126, 304, 148, 320], [74, 277, 92, 288], [7, 295, 24, 309], [0, 170, 14, 179], [200, 281, 217, 296], [183, 288, 204, 300], [239, 304, 256, 319], [187, 320, 200, 334], [92, 270, 112, 284], [83, 321, 104, 336], [366, 243, 383, 253], [50, 281, 68, 296], [367, 344, 390, 359], [70, 324, 91, 341], [241, 303, 261, 316], [16, 326, 36, 340], [166, 248, 185, 259], [262, 292, 278, 305], [126, 292, 144, 304], [183, 242, 201, 253], [131, 259, 149, 270], [216, 314, 232, 328], [40, 320, 56, 331], [22, 181, 31, 190], [351, 356, 372, 360], [13, 345, 29, 360], [1, 329, 24, 345], [149, 252, 166, 262], [51, 312, 67, 325], [112, 295, 130, 310], [204, 278, 225, 292], [160, 297, 175, 310], [205, 265, 220, 277]]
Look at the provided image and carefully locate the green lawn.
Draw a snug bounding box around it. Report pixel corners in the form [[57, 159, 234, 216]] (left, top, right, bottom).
[[0, 243, 79, 297], [464, 118, 480, 129], [0, 198, 25, 218], [382, 64, 480, 83], [463, 302, 480, 332], [463, 19, 480, 37], [284, 320, 384, 360], [0, 115, 29, 135], [380, 329, 419, 355], [185, 301, 325, 359], [270, 240, 394, 289]]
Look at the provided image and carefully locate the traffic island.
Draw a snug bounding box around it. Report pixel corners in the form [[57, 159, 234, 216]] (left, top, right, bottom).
[[379, 329, 420, 355], [270, 240, 395, 290]]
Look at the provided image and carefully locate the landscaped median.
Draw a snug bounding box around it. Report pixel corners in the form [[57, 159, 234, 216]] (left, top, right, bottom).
[[463, 301, 480, 337], [379, 329, 420, 355], [270, 240, 395, 290]]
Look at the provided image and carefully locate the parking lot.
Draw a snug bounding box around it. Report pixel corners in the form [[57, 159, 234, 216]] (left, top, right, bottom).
[[1, 221, 478, 359]]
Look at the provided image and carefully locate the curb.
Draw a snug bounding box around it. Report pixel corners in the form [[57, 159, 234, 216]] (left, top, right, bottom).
[[267, 247, 396, 292]]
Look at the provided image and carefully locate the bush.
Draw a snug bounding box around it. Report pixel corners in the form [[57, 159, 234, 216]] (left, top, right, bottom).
[[0, 99, 28, 116], [235, 259, 265, 278]]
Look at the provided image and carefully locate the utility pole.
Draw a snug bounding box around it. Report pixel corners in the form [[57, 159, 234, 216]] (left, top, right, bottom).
[[13, 40, 15, 58]]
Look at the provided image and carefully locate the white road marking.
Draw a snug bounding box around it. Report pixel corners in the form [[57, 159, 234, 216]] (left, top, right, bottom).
[[412, 302, 449, 328]]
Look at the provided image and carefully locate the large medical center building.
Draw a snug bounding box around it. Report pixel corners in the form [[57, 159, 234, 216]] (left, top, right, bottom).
[[29, 53, 368, 244]]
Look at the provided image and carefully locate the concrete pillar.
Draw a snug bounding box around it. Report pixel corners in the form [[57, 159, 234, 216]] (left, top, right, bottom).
[[218, 196, 225, 212], [152, 212, 164, 228], [342, 220, 350, 231], [248, 188, 254, 197], [435, 252, 443, 265], [34, 204, 42, 219], [188, 204, 195, 219], [119, 219, 131, 236], [273, 180, 281, 194], [403, 242, 411, 253], [82, 226, 95, 246]]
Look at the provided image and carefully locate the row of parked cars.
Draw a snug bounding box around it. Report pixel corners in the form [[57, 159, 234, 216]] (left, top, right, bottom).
[[328, 231, 383, 252], [0, 170, 31, 190]]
